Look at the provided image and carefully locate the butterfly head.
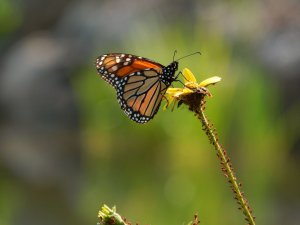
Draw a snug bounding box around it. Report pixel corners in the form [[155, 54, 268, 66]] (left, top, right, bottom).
[[172, 61, 179, 71], [166, 61, 178, 74], [161, 61, 178, 84]]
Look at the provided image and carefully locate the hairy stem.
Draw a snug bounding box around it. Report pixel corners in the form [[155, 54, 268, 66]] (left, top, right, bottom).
[[197, 105, 256, 225]]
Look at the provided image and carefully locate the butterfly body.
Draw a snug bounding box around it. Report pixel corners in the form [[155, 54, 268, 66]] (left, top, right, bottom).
[[96, 53, 178, 123]]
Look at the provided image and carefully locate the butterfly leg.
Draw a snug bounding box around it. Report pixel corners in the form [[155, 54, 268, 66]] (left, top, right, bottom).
[[162, 94, 177, 112], [173, 71, 185, 86]]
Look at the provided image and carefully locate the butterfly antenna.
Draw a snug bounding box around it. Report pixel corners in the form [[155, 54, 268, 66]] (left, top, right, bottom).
[[175, 51, 201, 61], [173, 50, 178, 61]]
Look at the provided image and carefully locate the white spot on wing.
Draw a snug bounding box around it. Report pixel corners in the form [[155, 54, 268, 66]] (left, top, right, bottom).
[[111, 65, 118, 71]]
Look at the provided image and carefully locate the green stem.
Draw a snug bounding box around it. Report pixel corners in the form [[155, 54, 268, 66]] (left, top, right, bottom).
[[197, 106, 256, 225]]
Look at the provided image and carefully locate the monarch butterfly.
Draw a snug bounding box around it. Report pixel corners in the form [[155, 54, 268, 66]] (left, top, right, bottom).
[[95, 52, 200, 123]]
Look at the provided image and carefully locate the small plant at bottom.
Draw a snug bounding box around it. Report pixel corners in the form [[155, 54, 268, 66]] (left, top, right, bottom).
[[98, 205, 127, 225], [98, 205, 200, 225]]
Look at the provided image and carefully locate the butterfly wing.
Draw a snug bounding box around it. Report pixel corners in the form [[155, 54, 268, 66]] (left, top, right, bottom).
[[117, 68, 168, 123], [95, 53, 176, 123], [96, 53, 163, 87]]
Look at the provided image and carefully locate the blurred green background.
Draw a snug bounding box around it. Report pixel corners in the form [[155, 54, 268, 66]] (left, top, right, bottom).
[[0, 0, 299, 225]]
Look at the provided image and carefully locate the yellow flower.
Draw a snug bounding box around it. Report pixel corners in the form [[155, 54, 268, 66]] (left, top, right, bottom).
[[164, 68, 221, 110]]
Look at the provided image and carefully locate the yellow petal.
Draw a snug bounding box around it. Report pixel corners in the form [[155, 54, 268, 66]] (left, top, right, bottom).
[[163, 101, 172, 110], [179, 88, 193, 96], [166, 87, 184, 94], [164, 90, 178, 110], [199, 76, 222, 87], [163, 95, 173, 110], [183, 68, 197, 83]]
